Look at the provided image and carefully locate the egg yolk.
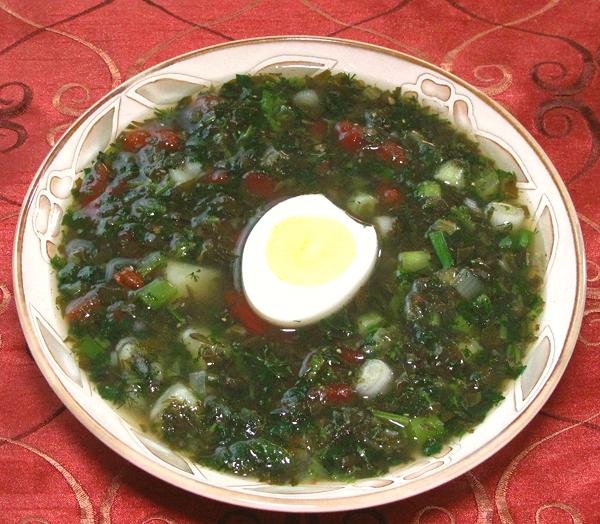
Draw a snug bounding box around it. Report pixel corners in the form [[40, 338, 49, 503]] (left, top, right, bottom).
[[266, 216, 356, 286]]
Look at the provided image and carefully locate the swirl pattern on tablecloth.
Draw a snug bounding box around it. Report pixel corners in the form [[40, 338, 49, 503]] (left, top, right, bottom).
[[0, 81, 32, 153]]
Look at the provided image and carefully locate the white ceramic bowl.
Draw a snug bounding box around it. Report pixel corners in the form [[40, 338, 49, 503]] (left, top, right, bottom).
[[13, 37, 586, 512]]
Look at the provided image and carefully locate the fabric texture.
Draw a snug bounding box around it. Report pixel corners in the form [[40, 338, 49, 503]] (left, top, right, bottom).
[[1, 1, 599, 522]]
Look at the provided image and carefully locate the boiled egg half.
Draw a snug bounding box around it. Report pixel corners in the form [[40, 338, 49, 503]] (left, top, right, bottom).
[[241, 194, 378, 327]]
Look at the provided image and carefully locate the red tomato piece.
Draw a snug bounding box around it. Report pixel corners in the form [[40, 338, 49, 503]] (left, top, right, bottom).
[[338, 348, 366, 364], [121, 129, 150, 152], [308, 120, 327, 139], [80, 162, 110, 205], [334, 121, 365, 153], [114, 266, 144, 290], [224, 291, 272, 336], [65, 291, 102, 322], [378, 184, 405, 206], [375, 141, 406, 166], [106, 178, 128, 197], [243, 171, 277, 199], [321, 384, 354, 404], [204, 169, 231, 185], [153, 128, 181, 152]]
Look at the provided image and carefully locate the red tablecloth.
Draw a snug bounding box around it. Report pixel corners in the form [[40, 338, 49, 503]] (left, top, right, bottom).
[[1, 1, 599, 522]]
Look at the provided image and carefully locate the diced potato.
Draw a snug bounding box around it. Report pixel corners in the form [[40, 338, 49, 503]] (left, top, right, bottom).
[[164, 260, 223, 305]]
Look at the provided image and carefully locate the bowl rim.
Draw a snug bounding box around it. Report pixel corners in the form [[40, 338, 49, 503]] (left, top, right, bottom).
[[12, 35, 587, 513]]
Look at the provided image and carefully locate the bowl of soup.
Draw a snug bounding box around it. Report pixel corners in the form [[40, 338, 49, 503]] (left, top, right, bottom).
[[13, 37, 585, 512]]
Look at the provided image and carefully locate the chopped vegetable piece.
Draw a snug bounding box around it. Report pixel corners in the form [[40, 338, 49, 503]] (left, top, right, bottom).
[[434, 160, 465, 188], [261, 90, 293, 132], [164, 261, 222, 304], [452, 314, 472, 334], [398, 250, 431, 273], [452, 268, 484, 300], [347, 192, 378, 218], [378, 185, 405, 206], [373, 410, 444, 449], [224, 291, 272, 336], [50, 255, 67, 270], [77, 336, 107, 361], [355, 359, 393, 397], [373, 215, 396, 237], [458, 338, 483, 358], [121, 129, 150, 152], [292, 89, 321, 113], [473, 169, 499, 200], [169, 160, 203, 186], [65, 290, 101, 321], [137, 251, 166, 277], [314, 383, 354, 404], [189, 370, 209, 397], [153, 128, 181, 151], [500, 229, 533, 250], [80, 162, 110, 205], [429, 231, 454, 269], [472, 293, 493, 314], [338, 347, 366, 364], [357, 311, 385, 335], [114, 266, 145, 290], [513, 229, 533, 248], [415, 181, 442, 200], [486, 202, 525, 230], [335, 121, 365, 152], [429, 219, 458, 235], [137, 278, 178, 309], [408, 416, 445, 448], [243, 171, 277, 199], [375, 141, 405, 166]]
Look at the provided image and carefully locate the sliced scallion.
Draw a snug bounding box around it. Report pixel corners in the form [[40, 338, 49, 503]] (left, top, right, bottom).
[[415, 180, 442, 200], [429, 231, 454, 269], [398, 250, 431, 273], [357, 312, 385, 335], [434, 160, 465, 189], [452, 268, 484, 300], [486, 202, 525, 230], [137, 278, 178, 309]]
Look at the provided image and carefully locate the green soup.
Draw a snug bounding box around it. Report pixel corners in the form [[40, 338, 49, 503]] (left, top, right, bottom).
[[53, 72, 542, 484]]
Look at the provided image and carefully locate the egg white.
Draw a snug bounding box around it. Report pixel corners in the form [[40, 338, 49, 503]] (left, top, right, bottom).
[[241, 194, 379, 327]]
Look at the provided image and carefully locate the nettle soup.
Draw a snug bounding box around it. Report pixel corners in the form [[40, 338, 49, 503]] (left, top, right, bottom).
[[52, 73, 542, 484]]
